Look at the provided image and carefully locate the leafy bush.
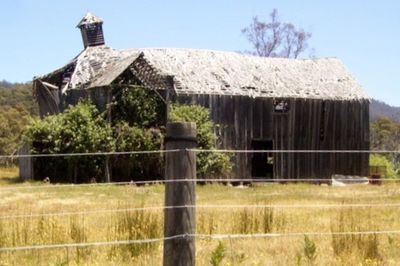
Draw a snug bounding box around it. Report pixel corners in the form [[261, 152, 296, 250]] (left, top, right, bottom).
[[25, 88, 231, 182], [25, 101, 114, 182], [170, 104, 216, 148], [369, 154, 397, 178], [170, 104, 232, 179], [111, 86, 164, 180], [111, 85, 164, 127], [113, 122, 163, 181], [370, 117, 400, 175]]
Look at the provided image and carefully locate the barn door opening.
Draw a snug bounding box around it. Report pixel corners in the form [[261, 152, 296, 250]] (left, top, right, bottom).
[[251, 140, 274, 179]]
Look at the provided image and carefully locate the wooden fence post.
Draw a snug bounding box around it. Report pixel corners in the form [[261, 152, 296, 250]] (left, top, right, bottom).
[[163, 122, 197, 266]]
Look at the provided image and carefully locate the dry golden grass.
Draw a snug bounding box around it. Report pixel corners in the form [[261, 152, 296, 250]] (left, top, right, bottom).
[[0, 168, 400, 265]]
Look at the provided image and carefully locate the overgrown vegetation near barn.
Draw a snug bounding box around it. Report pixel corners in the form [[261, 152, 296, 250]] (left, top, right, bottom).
[[25, 85, 232, 182]]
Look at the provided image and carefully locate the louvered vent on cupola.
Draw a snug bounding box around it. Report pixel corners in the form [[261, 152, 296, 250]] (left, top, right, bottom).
[[77, 12, 105, 49]]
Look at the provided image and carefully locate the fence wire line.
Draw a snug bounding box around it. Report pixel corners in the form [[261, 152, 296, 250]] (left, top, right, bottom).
[[2, 230, 400, 252], [0, 149, 180, 160], [4, 148, 400, 160], [196, 230, 400, 239], [1, 177, 399, 192], [191, 149, 400, 154], [0, 234, 183, 252], [2, 202, 400, 220]]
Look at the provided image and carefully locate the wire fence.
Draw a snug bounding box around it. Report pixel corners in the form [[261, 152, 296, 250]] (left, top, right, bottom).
[[2, 202, 400, 220], [0, 148, 399, 256], [0, 148, 397, 187], [1, 177, 398, 192], [4, 148, 400, 159], [2, 230, 400, 253]]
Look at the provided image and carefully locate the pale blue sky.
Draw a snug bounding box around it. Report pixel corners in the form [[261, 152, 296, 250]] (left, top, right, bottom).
[[0, 0, 399, 105]]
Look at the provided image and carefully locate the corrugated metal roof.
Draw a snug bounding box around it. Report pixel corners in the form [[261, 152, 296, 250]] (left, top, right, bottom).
[[35, 46, 369, 100]]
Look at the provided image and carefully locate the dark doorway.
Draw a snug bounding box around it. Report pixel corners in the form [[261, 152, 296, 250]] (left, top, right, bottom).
[[251, 140, 274, 179]]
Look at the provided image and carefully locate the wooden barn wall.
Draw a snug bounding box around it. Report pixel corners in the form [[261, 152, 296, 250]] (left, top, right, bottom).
[[176, 94, 369, 180], [18, 143, 33, 180], [35, 81, 61, 117], [62, 87, 110, 112]]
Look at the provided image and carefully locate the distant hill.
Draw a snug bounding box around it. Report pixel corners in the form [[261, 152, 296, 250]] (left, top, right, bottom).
[[0, 82, 38, 155], [0, 82, 38, 116], [370, 99, 400, 122], [0, 80, 25, 88]]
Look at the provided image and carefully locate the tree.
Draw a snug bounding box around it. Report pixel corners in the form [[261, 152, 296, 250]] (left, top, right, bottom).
[[242, 9, 312, 58], [370, 117, 400, 177]]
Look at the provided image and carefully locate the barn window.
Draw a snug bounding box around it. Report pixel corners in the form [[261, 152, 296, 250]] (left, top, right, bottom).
[[274, 100, 289, 113]]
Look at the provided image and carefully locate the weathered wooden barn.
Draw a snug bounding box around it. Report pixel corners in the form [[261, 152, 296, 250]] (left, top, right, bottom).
[[30, 13, 370, 181]]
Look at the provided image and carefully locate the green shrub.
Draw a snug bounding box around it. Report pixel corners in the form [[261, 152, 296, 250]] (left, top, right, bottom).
[[25, 101, 114, 182], [25, 90, 164, 183], [369, 154, 397, 178], [113, 122, 163, 181], [111, 85, 164, 127], [170, 104, 232, 179], [25, 89, 231, 182]]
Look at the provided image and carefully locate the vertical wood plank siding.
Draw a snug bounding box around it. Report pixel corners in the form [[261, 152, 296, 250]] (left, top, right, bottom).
[[177, 94, 369, 180]]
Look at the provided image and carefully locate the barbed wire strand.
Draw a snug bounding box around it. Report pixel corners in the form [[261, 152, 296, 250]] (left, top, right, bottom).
[[0, 234, 182, 252], [0, 149, 180, 160], [4, 148, 400, 160], [2, 230, 400, 252], [2, 202, 400, 220], [191, 149, 400, 154], [197, 230, 400, 239], [0, 177, 399, 192]]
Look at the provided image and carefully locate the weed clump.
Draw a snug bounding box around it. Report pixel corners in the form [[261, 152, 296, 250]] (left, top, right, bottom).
[[112, 209, 161, 259], [210, 241, 226, 266], [303, 236, 317, 265], [233, 207, 286, 234], [331, 208, 381, 263]]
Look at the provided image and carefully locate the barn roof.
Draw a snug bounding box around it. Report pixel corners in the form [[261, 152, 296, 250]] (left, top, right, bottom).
[[35, 46, 369, 101]]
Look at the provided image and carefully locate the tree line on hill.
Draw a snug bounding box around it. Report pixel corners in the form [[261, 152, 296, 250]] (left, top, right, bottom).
[[0, 82, 38, 157]]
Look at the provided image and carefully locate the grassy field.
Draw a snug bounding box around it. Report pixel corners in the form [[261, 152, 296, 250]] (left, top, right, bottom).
[[1, 167, 400, 265]]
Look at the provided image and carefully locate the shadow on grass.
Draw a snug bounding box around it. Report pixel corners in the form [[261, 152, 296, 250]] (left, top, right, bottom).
[[0, 176, 23, 185], [0, 167, 24, 185]]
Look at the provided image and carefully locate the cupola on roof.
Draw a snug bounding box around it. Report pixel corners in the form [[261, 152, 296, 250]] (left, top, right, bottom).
[[77, 12, 104, 28], [77, 12, 105, 49]]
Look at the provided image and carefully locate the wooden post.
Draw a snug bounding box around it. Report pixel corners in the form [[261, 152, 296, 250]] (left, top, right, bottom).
[[163, 122, 197, 266]]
